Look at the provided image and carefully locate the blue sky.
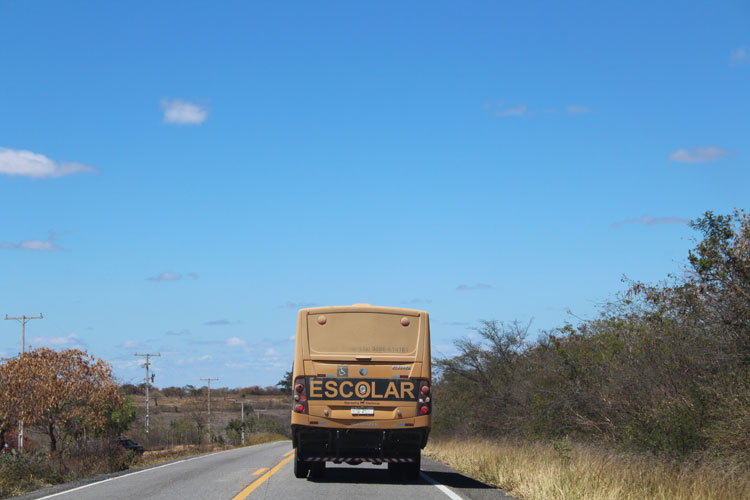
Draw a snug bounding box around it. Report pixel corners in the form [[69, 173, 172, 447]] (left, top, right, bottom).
[[1, 1, 748, 388]]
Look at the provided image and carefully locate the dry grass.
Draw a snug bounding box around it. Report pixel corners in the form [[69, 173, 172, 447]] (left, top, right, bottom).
[[134, 433, 288, 468], [424, 438, 749, 500]]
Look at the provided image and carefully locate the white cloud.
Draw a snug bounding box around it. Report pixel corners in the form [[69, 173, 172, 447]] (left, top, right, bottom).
[[731, 46, 748, 64], [566, 104, 591, 115], [496, 104, 527, 117], [264, 348, 280, 360], [226, 337, 250, 352], [0, 147, 97, 179], [0, 238, 62, 251], [668, 146, 729, 163], [283, 301, 318, 309], [29, 333, 85, 349], [175, 354, 211, 365], [161, 98, 208, 125], [121, 340, 143, 349], [456, 283, 494, 291], [148, 271, 182, 282], [112, 359, 141, 370], [225, 361, 252, 369], [612, 216, 689, 228]]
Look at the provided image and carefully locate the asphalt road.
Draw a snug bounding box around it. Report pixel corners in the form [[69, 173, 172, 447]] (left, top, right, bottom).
[[19, 441, 514, 500]]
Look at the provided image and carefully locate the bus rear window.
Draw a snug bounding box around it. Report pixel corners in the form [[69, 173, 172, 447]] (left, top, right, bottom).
[[307, 312, 420, 356]]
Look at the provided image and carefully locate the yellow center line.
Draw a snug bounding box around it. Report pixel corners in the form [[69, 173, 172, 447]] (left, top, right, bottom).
[[232, 455, 294, 500], [251, 467, 268, 476], [282, 449, 295, 457]]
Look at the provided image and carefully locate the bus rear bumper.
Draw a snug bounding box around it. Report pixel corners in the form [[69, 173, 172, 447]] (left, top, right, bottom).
[[292, 425, 429, 461]]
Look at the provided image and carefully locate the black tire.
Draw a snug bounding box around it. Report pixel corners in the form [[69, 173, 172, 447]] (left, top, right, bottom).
[[387, 462, 401, 480], [310, 461, 326, 479], [403, 454, 421, 481], [294, 450, 309, 478]]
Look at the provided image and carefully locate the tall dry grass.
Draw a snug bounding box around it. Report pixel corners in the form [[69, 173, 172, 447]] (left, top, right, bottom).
[[424, 438, 749, 500]]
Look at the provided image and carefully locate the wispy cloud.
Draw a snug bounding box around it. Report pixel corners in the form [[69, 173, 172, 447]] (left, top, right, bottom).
[[0, 147, 97, 179], [486, 101, 591, 117], [148, 271, 182, 282], [121, 340, 144, 349], [204, 319, 232, 326], [496, 104, 527, 117], [1, 231, 62, 251], [161, 98, 208, 125], [731, 46, 748, 64], [668, 146, 729, 163], [612, 216, 689, 228], [282, 301, 319, 309], [29, 333, 85, 349], [264, 348, 280, 359], [226, 337, 250, 352], [566, 104, 591, 115], [165, 329, 191, 337], [189, 339, 224, 345], [456, 283, 494, 291], [187, 272, 199, 280], [175, 354, 211, 365], [401, 298, 432, 305]]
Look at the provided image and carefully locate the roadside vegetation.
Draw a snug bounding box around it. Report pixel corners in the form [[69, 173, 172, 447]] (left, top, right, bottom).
[[0, 351, 291, 498], [430, 210, 750, 499], [425, 438, 749, 500]]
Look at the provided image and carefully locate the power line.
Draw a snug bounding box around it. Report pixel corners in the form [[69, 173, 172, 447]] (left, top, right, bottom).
[[134, 353, 160, 439], [4, 313, 43, 451], [200, 377, 219, 443]]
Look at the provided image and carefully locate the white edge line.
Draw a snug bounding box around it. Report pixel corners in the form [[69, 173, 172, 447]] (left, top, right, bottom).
[[36, 441, 290, 499], [421, 472, 464, 500]]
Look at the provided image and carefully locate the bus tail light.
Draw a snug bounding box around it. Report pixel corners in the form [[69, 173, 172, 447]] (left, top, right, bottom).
[[417, 379, 431, 416], [293, 378, 308, 414]]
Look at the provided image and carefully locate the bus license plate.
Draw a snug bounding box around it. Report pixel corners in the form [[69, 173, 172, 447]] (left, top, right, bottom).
[[351, 407, 374, 416]]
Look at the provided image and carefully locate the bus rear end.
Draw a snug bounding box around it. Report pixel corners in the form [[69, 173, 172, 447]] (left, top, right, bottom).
[[291, 304, 431, 480]]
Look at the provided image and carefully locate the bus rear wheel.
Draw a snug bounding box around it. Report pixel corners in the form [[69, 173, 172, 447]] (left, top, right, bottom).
[[310, 461, 325, 479], [387, 462, 401, 480], [403, 453, 421, 481], [294, 450, 309, 478]]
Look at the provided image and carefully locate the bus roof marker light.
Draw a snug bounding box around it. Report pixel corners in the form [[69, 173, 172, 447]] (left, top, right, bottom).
[[317, 315, 327, 325], [400, 317, 410, 327]]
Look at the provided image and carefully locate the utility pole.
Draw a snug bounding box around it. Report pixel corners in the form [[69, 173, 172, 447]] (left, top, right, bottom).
[[4, 314, 42, 355], [232, 399, 246, 446], [4, 313, 43, 450], [134, 353, 160, 439], [200, 377, 218, 443]]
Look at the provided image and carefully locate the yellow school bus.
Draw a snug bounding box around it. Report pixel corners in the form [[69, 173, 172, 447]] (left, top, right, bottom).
[[291, 304, 431, 480]]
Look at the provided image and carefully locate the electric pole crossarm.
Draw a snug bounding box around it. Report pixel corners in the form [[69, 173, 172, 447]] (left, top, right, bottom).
[[5, 314, 43, 354]]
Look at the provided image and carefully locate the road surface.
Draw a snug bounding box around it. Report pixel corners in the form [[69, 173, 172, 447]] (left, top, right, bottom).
[[18, 440, 513, 500]]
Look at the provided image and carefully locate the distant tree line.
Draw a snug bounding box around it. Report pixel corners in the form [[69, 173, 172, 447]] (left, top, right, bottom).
[[119, 383, 287, 398], [434, 210, 749, 464]]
